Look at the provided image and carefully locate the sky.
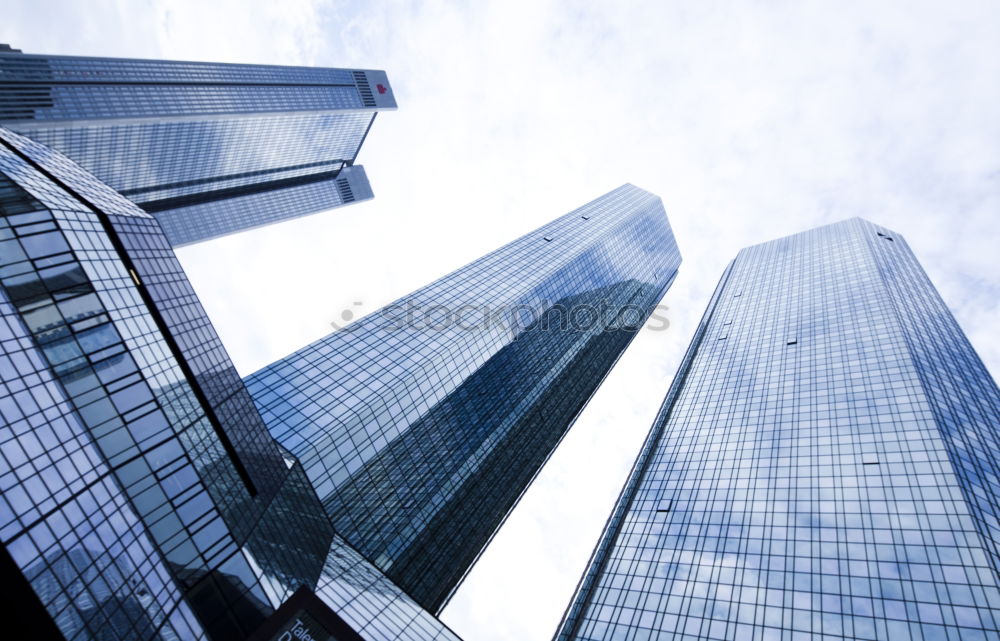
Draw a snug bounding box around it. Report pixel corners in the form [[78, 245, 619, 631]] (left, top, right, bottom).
[[3, 2, 999, 640]]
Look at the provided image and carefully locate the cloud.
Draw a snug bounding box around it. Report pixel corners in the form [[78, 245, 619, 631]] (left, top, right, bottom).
[[4, 2, 999, 641]]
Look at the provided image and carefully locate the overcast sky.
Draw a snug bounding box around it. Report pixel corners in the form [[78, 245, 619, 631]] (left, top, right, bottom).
[[4, 2, 999, 640]]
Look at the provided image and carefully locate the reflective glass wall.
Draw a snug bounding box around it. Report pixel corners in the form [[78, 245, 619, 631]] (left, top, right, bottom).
[[247, 184, 682, 612], [556, 218, 1000, 641], [0, 48, 394, 246]]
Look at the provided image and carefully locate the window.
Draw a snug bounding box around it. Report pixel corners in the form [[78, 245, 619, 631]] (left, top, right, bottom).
[[543, 236, 553, 242]]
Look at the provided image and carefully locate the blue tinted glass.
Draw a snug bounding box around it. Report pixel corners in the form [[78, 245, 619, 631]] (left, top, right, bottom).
[[557, 218, 1000, 641], [247, 184, 682, 612], [1, 125, 463, 641], [0, 49, 393, 247]]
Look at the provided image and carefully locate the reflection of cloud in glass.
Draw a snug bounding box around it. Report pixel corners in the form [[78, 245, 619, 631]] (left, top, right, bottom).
[[560, 219, 1000, 640], [248, 185, 682, 612]]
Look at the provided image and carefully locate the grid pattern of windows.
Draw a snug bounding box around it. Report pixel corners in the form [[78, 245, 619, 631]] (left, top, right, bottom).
[[0, 52, 372, 121], [1, 126, 286, 502], [0, 132, 249, 584], [314, 533, 462, 641], [20, 113, 373, 198], [0, 174, 206, 641], [0, 128, 336, 640], [247, 184, 682, 612], [0, 49, 392, 247], [153, 165, 373, 248], [869, 229, 1000, 578], [1, 127, 462, 641], [556, 218, 1000, 641]]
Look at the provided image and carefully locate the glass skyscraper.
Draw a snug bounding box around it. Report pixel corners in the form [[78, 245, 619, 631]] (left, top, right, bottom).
[[556, 218, 1000, 641], [0, 127, 459, 641], [246, 184, 682, 613], [0, 46, 393, 247]]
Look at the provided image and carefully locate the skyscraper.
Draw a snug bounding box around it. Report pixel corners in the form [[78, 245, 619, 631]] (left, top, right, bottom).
[[0, 46, 394, 247], [555, 219, 1000, 640], [246, 184, 682, 613], [0, 127, 459, 641]]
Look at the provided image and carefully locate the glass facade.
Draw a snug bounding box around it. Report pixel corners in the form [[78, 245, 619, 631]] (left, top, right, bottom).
[[0, 48, 394, 247], [315, 533, 462, 641], [151, 165, 373, 248], [0, 127, 460, 641], [556, 218, 1000, 641], [246, 184, 682, 613]]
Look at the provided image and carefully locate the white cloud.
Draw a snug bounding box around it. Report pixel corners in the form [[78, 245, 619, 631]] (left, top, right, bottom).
[[4, 2, 999, 641]]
